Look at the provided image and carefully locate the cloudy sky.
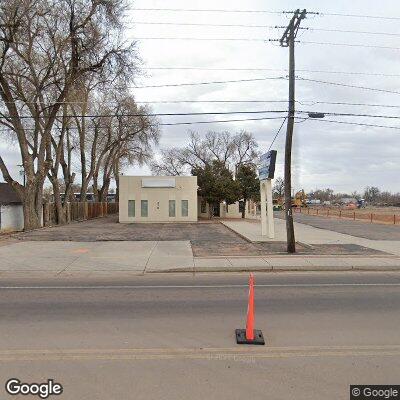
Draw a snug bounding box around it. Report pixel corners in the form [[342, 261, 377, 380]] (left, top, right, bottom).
[[2, 0, 400, 194]]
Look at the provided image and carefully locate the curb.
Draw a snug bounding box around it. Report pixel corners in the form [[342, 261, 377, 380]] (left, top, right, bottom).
[[0, 266, 400, 280], [146, 265, 400, 273]]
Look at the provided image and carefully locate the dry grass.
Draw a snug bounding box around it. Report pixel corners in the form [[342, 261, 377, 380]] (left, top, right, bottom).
[[298, 206, 400, 225]]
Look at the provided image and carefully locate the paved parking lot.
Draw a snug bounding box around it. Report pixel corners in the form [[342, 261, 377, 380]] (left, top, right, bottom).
[[13, 216, 388, 257], [16, 216, 246, 243]]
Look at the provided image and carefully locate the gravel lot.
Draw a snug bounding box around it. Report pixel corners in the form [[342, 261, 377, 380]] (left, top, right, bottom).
[[288, 213, 400, 240]]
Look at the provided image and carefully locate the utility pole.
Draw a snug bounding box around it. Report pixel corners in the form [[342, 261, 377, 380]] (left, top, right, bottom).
[[279, 9, 307, 253]]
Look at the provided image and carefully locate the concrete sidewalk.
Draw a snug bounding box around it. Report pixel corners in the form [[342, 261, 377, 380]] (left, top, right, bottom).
[[0, 239, 399, 277], [0, 240, 194, 276], [222, 219, 400, 257]]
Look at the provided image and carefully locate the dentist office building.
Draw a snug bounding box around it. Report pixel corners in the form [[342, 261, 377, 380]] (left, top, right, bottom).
[[118, 175, 259, 223]]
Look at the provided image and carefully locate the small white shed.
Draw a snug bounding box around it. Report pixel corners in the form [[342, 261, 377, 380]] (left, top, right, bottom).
[[0, 183, 24, 232]]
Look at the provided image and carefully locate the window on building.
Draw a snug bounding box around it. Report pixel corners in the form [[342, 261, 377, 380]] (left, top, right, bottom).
[[141, 200, 148, 217], [128, 200, 135, 217], [169, 200, 176, 217], [201, 200, 207, 214], [181, 200, 188, 217]]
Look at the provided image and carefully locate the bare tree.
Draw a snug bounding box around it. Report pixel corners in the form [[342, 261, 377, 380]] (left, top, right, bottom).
[[364, 186, 381, 204], [47, 103, 76, 224], [150, 148, 188, 176], [0, 0, 136, 229], [151, 130, 258, 176], [88, 92, 159, 202], [273, 177, 285, 198]]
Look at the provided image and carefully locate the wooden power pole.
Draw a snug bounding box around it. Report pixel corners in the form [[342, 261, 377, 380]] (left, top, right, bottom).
[[279, 9, 307, 253]]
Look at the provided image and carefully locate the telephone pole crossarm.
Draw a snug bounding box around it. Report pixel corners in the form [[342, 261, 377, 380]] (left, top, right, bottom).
[[279, 9, 307, 47]]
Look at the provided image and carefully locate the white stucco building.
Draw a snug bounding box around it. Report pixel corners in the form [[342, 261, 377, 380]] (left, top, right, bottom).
[[0, 183, 24, 232], [119, 176, 198, 223]]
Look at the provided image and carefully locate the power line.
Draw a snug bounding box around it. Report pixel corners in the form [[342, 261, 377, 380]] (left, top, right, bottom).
[[144, 66, 400, 77], [307, 27, 400, 37], [132, 8, 399, 20], [298, 100, 400, 109], [6, 109, 400, 121], [159, 116, 286, 126], [299, 40, 400, 50], [137, 100, 289, 104], [319, 12, 400, 20], [5, 100, 400, 112], [0, 116, 287, 129], [137, 100, 400, 109], [3, 99, 400, 109], [0, 110, 288, 120], [268, 118, 287, 151], [301, 117, 400, 131], [132, 76, 286, 88], [133, 37, 267, 42], [3, 114, 400, 131], [134, 36, 400, 50], [297, 77, 400, 96], [131, 21, 400, 37], [130, 21, 277, 28], [131, 8, 288, 14]]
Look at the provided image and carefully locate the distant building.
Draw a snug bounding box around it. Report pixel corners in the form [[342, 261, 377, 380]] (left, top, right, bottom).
[[341, 197, 358, 205], [54, 193, 95, 202], [0, 183, 24, 232], [53, 192, 115, 203], [106, 193, 116, 203], [307, 199, 321, 205]]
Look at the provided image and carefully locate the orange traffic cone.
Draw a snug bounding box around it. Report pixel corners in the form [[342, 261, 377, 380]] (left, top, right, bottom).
[[235, 273, 265, 345]]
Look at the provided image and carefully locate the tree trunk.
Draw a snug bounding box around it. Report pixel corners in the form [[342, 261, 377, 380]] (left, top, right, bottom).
[[22, 185, 42, 231], [113, 160, 120, 202], [241, 198, 247, 219], [50, 178, 66, 225], [80, 180, 89, 203], [92, 176, 99, 202], [99, 178, 110, 203]]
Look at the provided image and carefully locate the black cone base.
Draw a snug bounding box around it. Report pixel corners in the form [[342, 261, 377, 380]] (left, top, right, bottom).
[[235, 329, 265, 345]]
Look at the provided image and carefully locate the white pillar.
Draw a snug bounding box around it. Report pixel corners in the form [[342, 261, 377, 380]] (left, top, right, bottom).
[[266, 179, 275, 238], [260, 180, 267, 236]]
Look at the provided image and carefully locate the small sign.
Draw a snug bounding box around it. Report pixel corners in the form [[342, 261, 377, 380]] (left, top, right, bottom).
[[141, 178, 176, 188], [258, 150, 277, 180]]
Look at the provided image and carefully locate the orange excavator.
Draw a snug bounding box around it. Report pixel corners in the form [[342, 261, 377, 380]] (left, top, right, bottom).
[[274, 190, 307, 210], [293, 190, 307, 208]]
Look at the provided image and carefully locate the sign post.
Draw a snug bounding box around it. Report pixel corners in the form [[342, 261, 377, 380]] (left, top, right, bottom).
[[266, 179, 274, 238], [260, 180, 267, 236], [258, 151, 277, 239]]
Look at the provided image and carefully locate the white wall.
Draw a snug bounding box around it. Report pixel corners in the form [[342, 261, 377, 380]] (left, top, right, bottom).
[[119, 176, 198, 223], [0, 204, 24, 232]]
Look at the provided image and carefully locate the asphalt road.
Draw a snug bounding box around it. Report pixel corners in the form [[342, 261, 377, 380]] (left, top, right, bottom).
[[1, 272, 400, 400]]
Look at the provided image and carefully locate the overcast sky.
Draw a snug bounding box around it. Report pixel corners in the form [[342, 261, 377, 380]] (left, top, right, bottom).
[[2, 0, 400, 194]]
